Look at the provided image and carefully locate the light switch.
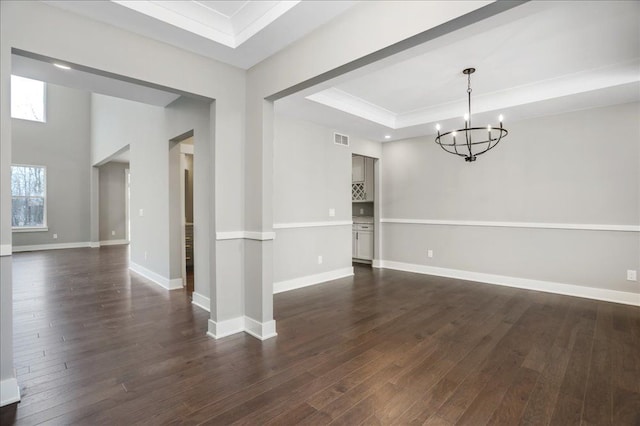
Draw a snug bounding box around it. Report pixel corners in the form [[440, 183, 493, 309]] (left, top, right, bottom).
[[329, 208, 335, 217], [139, 209, 144, 217]]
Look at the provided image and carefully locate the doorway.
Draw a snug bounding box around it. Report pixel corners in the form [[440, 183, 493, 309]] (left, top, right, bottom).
[[352, 154, 376, 266], [181, 139, 195, 292]]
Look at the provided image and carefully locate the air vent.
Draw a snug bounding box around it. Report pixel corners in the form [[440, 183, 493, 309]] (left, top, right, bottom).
[[334, 132, 349, 146]]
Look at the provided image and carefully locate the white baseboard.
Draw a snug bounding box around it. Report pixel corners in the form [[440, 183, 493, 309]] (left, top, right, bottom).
[[12, 242, 91, 252], [206, 316, 277, 340], [244, 317, 277, 340], [0, 244, 11, 257], [192, 292, 210, 312], [89, 242, 100, 248], [129, 262, 183, 291], [0, 378, 20, 407], [207, 317, 245, 339], [100, 239, 129, 246], [273, 267, 354, 294], [378, 260, 640, 307]]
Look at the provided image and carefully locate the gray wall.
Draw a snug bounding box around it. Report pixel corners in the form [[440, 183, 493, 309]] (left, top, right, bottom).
[[98, 161, 128, 242], [273, 113, 380, 283], [12, 83, 91, 247], [380, 102, 640, 294]]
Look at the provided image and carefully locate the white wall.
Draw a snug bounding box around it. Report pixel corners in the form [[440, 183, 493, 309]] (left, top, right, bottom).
[[380, 102, 640, 298], [273, 113, 380, 286], [12, 83, 91, 247]]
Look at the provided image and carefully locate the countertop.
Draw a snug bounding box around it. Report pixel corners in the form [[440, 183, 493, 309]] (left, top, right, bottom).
[[352, 216, 374, 224]]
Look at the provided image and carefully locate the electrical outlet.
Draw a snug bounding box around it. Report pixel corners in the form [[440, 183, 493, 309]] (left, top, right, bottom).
[[53, 233, 58, 239], [627, 270, 637, 281], [360, 208, 364, 215], [428, 250, 433, 258], [329, 208, 335, 217], [111, 230, 116, 236], [139, 209, 144, 217], [318, 255, 323, 264], [144, 251, 148, 260]]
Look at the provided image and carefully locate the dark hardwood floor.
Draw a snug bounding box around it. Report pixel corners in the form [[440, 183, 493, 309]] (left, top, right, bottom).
[[1, 246, 638, 425]]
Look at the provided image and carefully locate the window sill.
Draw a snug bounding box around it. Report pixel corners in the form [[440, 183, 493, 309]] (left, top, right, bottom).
[[12, 227, 48, 233]]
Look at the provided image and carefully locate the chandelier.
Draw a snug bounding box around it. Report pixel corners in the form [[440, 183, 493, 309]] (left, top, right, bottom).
[[435, 68, 508, 162]]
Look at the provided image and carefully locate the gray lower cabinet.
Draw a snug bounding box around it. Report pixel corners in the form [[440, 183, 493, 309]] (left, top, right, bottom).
[[352, 223, 373, 261]]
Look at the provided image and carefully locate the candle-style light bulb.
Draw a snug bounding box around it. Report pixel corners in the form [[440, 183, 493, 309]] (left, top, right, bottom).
[[452, 131, 457, 143], [499, 114, 504, 126], [487, 125, 492, 141], [464, 113, 469, 125], [436, 124, 441, 132]]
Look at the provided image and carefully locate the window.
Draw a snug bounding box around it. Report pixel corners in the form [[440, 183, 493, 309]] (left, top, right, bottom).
[[11, 75, 46, 122], [11, 165, 47, 230]]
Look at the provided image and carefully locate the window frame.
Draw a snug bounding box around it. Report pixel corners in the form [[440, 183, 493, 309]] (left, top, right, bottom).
[[10, 75, 47, 123], [11, 164, 48, 232]]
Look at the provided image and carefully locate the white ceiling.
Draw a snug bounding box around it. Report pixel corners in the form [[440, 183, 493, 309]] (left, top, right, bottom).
[[277, 1, 640, 142], [45, 0, 356, 69]]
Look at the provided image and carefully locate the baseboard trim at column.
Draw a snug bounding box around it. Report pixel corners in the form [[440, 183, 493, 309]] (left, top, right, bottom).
[[0, 378, 20, 407], [244, 317, 277, 340], [192, 292, 210, 312], [206, 317, 277, 340], [207, 317, 245, 339]]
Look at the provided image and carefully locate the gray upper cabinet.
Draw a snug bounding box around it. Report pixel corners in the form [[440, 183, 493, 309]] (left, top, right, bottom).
[[352, 155, 365, 183], [352, 155, 374, 202]]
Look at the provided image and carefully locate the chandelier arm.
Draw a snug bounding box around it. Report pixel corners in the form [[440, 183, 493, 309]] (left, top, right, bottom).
[[474, 129, 509, 157], [436, 139, 466, 157]]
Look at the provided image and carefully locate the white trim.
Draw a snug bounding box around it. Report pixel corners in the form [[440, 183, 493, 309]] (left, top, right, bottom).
[[192, 292, 210, 312], [99, 239, 129, 246], [216, 231, 246, 240], [12, 227, 48, 233], [274, 267, 354, 294], [380, 218, 640, 233], [206, 316, 278, 340], [12, 241, 92, 252], [216, 231, 276, 241], [377, 260, 640, 307], [0, 378, 20, 407], [207, 317, 245, 339], [0, 245, 11, 257], [244, 317, 277, 340], [129, 261, 183, 290], [244, 231, 276, 241], [273, 220, 353, 230], [89, 242, 101, 248]]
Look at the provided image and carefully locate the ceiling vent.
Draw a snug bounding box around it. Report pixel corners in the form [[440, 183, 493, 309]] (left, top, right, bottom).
[[334, 132, 349, 147]]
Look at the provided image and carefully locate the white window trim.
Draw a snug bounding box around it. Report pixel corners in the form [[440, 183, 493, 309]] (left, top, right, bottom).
[[11, 164, 48, 232]]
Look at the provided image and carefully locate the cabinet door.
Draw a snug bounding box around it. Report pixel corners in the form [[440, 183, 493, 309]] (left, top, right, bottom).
[[364, 157, 374, 201], [356, 230, 373, 260], [352, 155, 365, 183]]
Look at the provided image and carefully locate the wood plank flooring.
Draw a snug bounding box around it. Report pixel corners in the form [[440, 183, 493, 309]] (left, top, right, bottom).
[[1, 246, 639, 425]]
